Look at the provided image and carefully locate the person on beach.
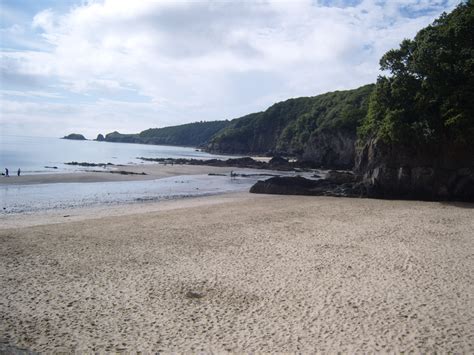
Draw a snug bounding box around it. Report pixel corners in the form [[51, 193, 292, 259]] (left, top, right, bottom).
[[17, 168, 21, 177], [4, 168, 8, 177]]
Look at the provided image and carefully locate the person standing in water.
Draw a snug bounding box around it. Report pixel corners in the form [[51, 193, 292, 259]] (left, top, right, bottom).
[[17, 168, 21, 176], [4, 168, 8, 177]]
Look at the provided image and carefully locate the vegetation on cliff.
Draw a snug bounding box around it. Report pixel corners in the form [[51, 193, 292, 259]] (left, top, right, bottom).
[[278, 85, 374, 155], [104, 121, 229, 146], [138, 121, 229, 146], [354, 1, 474, 201], [359, 1, 474, 146], [104, 131, 140, 143], [208, 84, 374, 156]]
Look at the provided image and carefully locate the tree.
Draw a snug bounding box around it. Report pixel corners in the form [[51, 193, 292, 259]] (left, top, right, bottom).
[[359, 1, 474, 145]]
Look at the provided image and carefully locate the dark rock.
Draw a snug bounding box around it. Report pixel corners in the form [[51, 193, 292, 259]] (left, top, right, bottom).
[[250, 176, 363, 198], [138, 156, 294, 170], [96, 134, 105, 141], [65, 162, 115, 167], [226, 157, 264, 167], [300, 130, 356, 169], [355, 138, 474, 201], [268, 156, 290, 167], [109, 170, 146, 175], [326, 170, 358, 184]]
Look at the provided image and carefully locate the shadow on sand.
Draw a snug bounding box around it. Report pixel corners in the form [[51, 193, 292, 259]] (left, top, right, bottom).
[[440, 201, 474, 209]]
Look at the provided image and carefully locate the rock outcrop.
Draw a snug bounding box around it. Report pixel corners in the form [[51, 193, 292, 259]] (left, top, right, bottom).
[[355, 138, 474, 201], [250, 172, 362, 197], [138, 156, 299, 171], [299, 130, 356, 169], [96, 134, 105, 141]]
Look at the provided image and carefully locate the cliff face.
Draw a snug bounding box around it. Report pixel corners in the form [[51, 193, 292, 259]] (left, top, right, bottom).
[[298, 130, 356, 169], [209, 128, 358, 169], [207, 85, 374, 168], [355, 139, 474, 201], [352, 2, 474, 202]]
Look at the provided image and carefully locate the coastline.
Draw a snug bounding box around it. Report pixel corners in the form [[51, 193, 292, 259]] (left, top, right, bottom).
[[0, 164, 234, 185], [0, 163, 309, 216], [0, 194, 472, 352], [0, 192, 252, 229]]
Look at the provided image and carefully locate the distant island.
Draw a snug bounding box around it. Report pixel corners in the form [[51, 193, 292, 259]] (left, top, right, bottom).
[[63, 133, 86, 140]]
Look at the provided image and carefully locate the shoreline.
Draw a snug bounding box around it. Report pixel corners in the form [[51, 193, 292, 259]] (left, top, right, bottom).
[[0, 191, 254, 229], [0, 163, 318, 217], [0, 164, 236, 185]]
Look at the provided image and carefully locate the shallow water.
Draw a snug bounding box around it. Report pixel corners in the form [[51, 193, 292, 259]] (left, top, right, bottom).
[[0, 135, 319, 215], [0, 135, 236, 174], [0, 170, 316, 214]]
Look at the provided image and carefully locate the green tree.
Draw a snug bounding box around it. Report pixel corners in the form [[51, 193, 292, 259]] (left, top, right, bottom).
[[359, 1, 474, 145]]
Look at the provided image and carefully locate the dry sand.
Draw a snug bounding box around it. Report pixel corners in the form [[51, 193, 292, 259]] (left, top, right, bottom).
[[0, 193, 473, 352], [0, 164, 233, 185]]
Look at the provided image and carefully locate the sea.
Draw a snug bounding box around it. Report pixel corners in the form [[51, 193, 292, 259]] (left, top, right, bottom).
[[0, 135, 314, 214], [0, 135, 235, 174]]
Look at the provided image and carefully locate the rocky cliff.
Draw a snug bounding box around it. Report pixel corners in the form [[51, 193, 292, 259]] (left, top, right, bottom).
[[355, 138, 474, 201], [208, 84, 374, 169], [298, 129, 356, 169], [353, 2, 474, 202]]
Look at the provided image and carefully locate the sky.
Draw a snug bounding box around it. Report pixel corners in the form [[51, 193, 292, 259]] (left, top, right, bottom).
[[0, 0, 461, 138]]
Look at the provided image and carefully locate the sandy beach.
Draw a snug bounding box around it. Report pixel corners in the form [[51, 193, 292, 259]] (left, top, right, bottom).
[[0, 164, 234, 185], [0, 193, 473, 352]]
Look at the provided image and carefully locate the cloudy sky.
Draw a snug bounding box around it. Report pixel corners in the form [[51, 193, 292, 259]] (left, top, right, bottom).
[[0, 0, 460, 138]]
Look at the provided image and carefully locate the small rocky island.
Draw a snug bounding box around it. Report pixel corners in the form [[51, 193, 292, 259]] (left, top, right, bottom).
[[63, 133, 86, 140]]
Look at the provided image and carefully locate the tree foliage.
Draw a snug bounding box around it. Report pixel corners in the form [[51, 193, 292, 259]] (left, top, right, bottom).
[[104, 121, 230, 146], [139, 121, 229, 146], [359, 1, 474, 145], [209, 84, 374, 154]]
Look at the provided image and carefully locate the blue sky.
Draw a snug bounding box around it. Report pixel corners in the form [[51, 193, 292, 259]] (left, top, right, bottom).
[[0, 0, 460, 138]]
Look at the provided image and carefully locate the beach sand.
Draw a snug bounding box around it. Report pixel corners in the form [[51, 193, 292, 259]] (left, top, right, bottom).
[[0, 164, 234, 185], [0, 193, 473, 352]]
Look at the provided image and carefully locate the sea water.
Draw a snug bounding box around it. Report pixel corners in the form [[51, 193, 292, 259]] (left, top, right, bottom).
[[0, 174, 253, 213], [0, 135, 319, 214], [0, 135, 235, 174], [0, 170, 314, 214]]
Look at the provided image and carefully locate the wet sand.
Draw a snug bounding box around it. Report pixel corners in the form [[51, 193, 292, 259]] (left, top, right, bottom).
[[0, 164, 233, 185], [0, 193, 473, 352]]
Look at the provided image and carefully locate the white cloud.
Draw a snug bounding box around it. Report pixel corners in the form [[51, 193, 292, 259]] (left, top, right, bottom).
[[0, 0, 460, 136], [32, 9, 55, 33], [0, 89, 64, 99]]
